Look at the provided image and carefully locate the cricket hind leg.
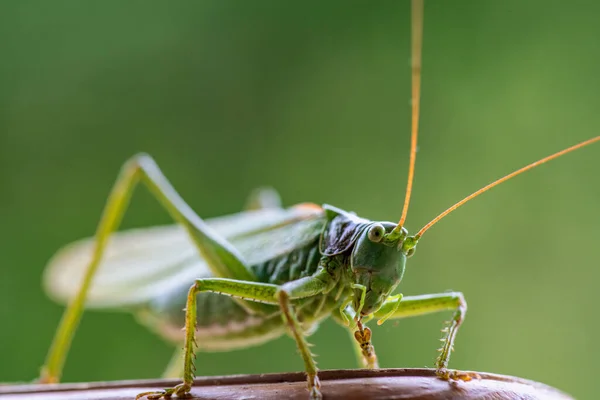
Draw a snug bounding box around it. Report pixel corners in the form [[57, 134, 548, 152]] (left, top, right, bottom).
[[374, 292, 479, 381], [40, 154, 257, 384], [138, 270, 335, 400]]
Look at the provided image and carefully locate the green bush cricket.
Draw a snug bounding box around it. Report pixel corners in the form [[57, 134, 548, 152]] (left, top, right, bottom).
[[36, 1, 600, 399]]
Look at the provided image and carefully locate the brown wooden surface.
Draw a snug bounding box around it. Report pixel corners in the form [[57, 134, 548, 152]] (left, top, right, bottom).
[[0, 368, 573, 400]]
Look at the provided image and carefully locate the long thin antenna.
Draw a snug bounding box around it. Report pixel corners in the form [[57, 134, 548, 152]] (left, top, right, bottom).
[[416, 135, 600, 238], [397, 0, 424, 230]]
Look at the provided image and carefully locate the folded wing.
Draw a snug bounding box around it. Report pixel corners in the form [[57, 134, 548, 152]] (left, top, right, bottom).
[[44, 205, 325, 309]]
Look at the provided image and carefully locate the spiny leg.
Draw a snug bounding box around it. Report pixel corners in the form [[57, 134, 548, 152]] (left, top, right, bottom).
[[277, 291, 320, 399], [40, 154, 255, 384], [374, 292, 478, 381], [277, 291, 322, 399], [274, 271, 337, 400], [137, 269, 335, 400]]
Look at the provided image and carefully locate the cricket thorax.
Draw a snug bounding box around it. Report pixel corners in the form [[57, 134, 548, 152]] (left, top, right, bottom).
[[249, 237, 348, 324], [249, 237, 322, 285]]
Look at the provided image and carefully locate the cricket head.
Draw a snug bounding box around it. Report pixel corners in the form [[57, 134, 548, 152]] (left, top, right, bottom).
[[350, 222, 418, 315], [319, 205, 419, 316]]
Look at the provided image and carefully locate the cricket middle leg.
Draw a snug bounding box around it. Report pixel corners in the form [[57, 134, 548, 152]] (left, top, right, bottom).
[[137, 268, 335, 400]]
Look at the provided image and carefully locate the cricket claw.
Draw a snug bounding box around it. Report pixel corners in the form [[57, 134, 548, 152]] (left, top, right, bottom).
[[136, 383, 191, 400], [135, 390, 171, 400], [308, 375, 322, 400], [436, 368, 480, 382], [309, 387, 323, 400]]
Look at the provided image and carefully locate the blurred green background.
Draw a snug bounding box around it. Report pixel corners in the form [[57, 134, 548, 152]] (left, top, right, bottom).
[[1, 0, 599, 398]]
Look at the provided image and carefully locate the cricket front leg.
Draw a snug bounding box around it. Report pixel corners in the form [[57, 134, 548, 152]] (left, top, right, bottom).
[[274, 270, 337, 400], [374, 292, 479, 381], [39, 154, 257, 384]]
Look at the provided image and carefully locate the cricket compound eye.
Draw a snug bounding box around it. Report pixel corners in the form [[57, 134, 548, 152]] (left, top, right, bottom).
[[367, 224, 385, 243]]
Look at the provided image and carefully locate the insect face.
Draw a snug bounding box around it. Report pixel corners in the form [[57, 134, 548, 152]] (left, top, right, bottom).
[[351, 222, 411, 315]]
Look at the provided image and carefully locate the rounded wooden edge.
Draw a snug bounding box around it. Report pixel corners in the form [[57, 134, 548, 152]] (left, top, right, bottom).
[[0, 368, 574, 400]]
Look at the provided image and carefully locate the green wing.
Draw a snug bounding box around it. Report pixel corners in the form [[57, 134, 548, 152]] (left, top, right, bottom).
[[44, 205, 326, 309]]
